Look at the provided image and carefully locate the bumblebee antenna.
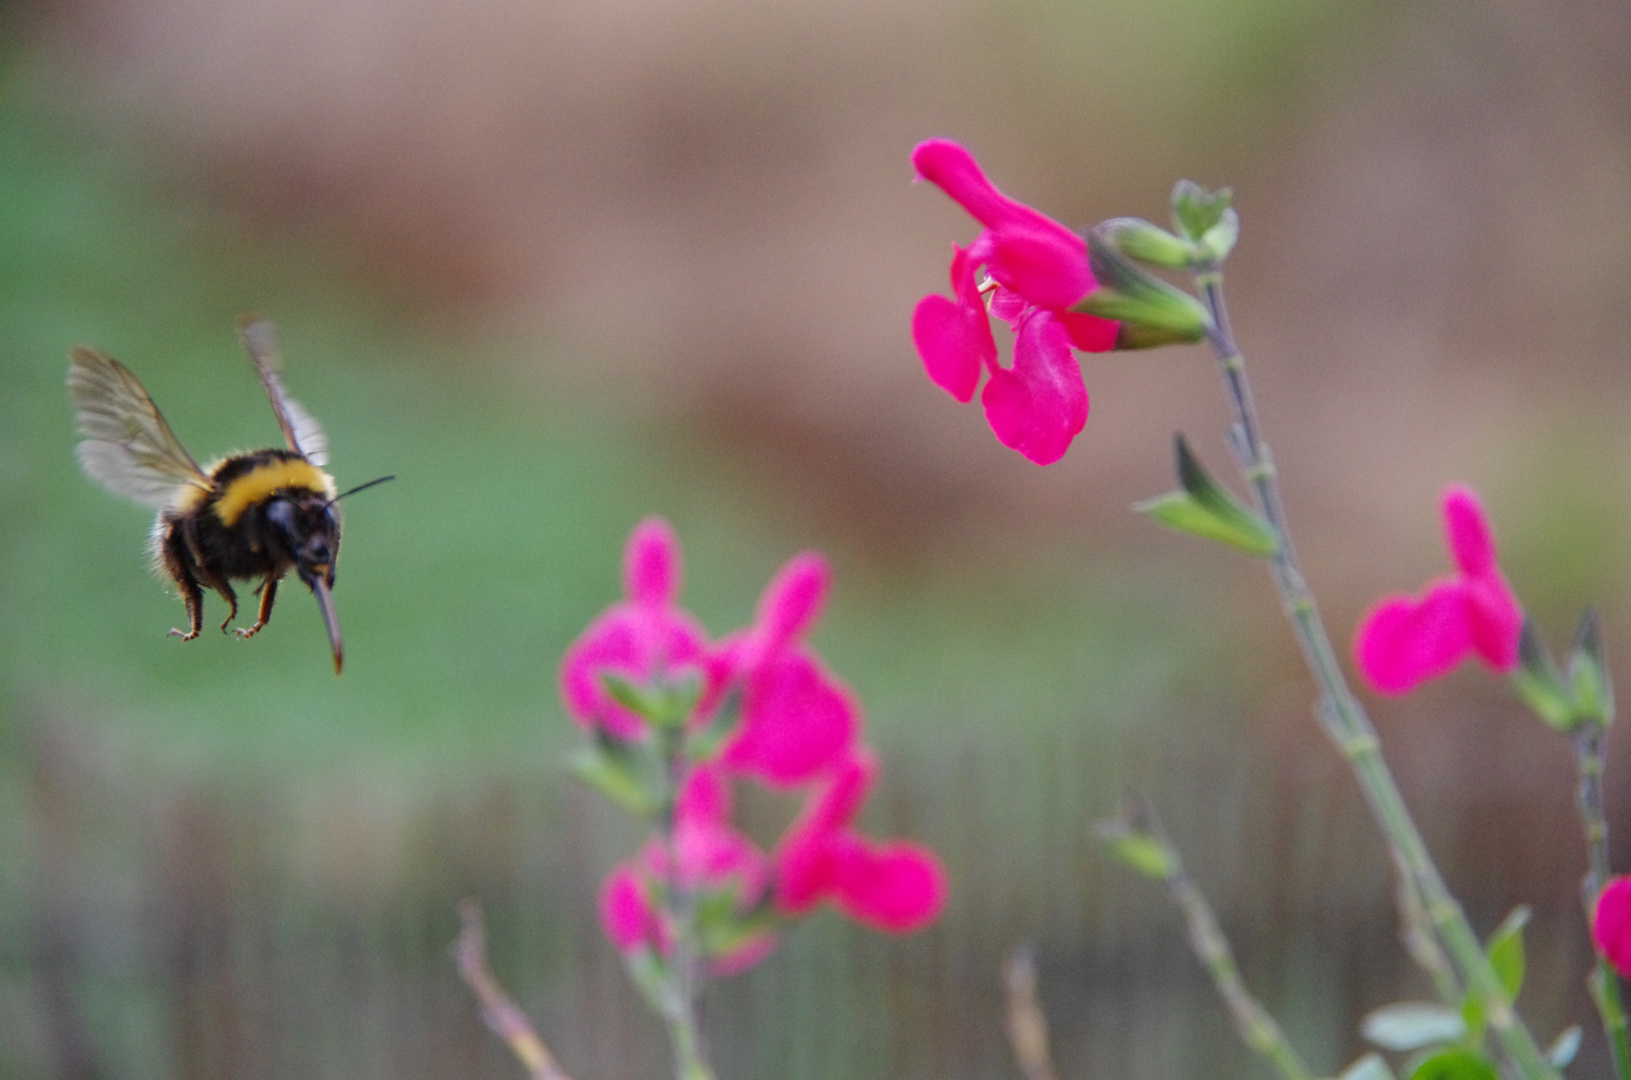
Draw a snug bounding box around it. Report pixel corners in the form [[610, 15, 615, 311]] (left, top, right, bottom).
[[326, 474, 396, 507]]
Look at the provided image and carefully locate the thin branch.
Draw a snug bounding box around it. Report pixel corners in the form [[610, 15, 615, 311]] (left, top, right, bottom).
[[1004, 945, 1061, 1080], [453, 899, 577, 1080]]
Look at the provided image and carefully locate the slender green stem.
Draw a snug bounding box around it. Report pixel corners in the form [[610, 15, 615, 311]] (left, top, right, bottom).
[[1573, 727, 1631, 1080], [1164, 842, 1315, 1080], [655, 727, 716, 1080], [1193, 269, 1559, 1080]]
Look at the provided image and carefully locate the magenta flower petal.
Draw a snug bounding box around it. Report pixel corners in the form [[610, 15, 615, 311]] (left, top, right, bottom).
[[753, 554, 831, 656], [911, 139, 1093, 310], [774, 752, 877, 913], [1594, 877, 1631, 977], [600, 864, 659, 953], [913, 295, 985, 403], [1355, 582, 1473, 694], [980, 311, 1087, 465], [827, 838, 948, 932], [625, 516, 681, 608], [1058, 310, 1120, 353], [561, 517, 719, 738], [1443, 486, 1498, 579], [724, 651, 858, 786]]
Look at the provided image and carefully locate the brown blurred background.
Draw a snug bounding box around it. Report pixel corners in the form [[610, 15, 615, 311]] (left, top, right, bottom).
[[4, 0, 1631, 1077]]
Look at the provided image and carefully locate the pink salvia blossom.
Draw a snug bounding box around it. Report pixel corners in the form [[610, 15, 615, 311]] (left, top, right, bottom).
[[560, 518, 716, 739], [719, 554, 859, 787], [1594, 876, 1631, 977], [775, 750, 947, 932], [1354, 486, 1523, 694], [599, 765, 773, 967], [911, 138, 1118, 465]]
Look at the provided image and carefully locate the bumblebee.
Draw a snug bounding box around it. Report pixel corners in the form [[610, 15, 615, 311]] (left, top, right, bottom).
[[68, 317, 387, 674]]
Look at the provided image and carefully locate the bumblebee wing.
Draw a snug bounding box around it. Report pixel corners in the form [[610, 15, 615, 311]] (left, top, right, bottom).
[[236, 315, 330, 467], [68, 345, 212, 509]]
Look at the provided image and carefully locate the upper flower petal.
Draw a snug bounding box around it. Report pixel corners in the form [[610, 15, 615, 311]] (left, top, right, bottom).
[[624, 516, 682, 609], [912, 139, 1093, 310], [979, 311, 1087, 465], [1442, 486, 1499, 580], [752, 554, 831, 656]]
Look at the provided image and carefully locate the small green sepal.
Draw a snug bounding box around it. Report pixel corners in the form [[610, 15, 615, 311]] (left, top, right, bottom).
[[1095, 794, 1176, 880], [1513, 620, 1577, 731], [1361, 1002, 1467, 1052], [1075, 229, 1211, 341], [601, 673, 667, 725], [1134, 434, 1279, 557], [1099, 216, 1196, 269], [569, 733, 661, 816], [1485, 904, 1530, 1001], [1197, 207, 1240, 263], [1408, 1049, 1498, 1080], [1171, 180, 1233, 243], [1568, 608, 1613, 729]]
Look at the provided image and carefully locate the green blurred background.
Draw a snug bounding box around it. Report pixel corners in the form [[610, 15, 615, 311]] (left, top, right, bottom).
[[4, 0, 1631, 1077]]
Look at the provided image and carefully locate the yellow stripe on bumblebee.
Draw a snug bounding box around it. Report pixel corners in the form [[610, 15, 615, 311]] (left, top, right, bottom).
[[213, 458, 337, 526]]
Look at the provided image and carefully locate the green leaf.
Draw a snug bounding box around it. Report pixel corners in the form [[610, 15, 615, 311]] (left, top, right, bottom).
[[1546, 1025, 1582, 1069], [1075, 230, 1211, 340], [1171, 180, 1233, 243], [1134, 435, 1278, 557], [1099, 830, 1175, 879], [1099, 216, 1196, 269], [1513, 620, 1578, 731], [1094, 795, 1176, 879], [1361, 1002, 1467, 1052], [1340, 1053, 1399, 1080], [568, 737, 660, 816], [1407, 1049, 1498, 1080], [1568, 608, 1613, 729], [1486, 904, 1530, 1001], [601, 672, 665, 723]]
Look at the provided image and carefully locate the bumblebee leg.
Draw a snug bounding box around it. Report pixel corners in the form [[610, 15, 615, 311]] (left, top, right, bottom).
[[196, 570, 238, 634], [235, 574, 281, 639], [160, 523, 205, 641]]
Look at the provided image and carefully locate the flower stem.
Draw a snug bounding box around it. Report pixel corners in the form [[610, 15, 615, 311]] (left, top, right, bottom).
[[1164, 837, 1314, 1080], [1192, 269, 1560, 1080], [656, 728, 716, 1080], [1573, 726, 1631, 1080]]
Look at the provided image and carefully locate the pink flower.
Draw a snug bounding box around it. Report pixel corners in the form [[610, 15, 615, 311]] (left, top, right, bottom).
[[1354, 486, 1523, 695], [774, 750, 947, 932], [717, 554, 860, 787], [560, 518, 716, 739], [911, 138, 1118, 465], [1594, 876, 1631, 977], [598, 765, 775, 969]]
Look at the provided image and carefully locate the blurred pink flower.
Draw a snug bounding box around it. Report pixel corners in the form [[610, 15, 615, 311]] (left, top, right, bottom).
[[718, 554, 860, 787], [1594, 876, 1631, 977], [775, 749, 947, 932], [560, 517, 716, 739], [911, 138, 1118, 465], [1354, 486, 1523, 695], [598, 765, 773, 969]]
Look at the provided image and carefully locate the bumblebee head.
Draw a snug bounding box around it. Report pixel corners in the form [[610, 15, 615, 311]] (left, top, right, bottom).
[[265, 491, 341, 587]]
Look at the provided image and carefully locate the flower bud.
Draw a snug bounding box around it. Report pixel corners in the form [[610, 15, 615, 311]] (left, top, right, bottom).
[[1098, 217, 1195, 269], [1171, 180, 1233, 243]]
